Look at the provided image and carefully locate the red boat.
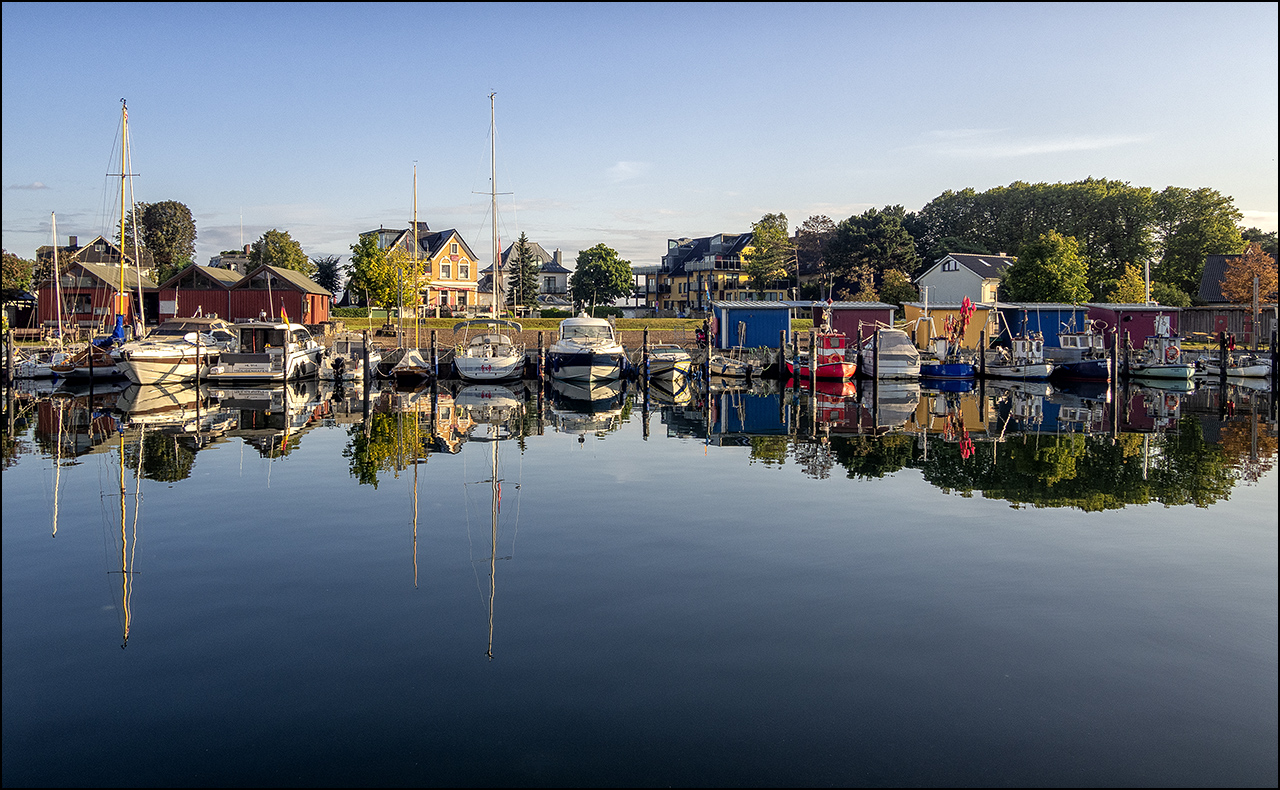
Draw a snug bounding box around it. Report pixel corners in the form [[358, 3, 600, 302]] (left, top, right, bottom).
[[793, 330, 857, 380]]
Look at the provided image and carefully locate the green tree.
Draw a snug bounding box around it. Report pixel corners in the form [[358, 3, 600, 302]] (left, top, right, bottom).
[[878, 268, 918, 308], [250, 228, 314, 276], [569, 244, 634, 310], [1240, 226, 1278, 257], [825, 206, 921, 299], [2, 249, 34, 291], [1102, 263, 1148, 304], [508, 233, 540, 309], [744, 213, 792, 297], [795, 214, 836, 283], [1150, 281, 1191, 308], [310, 254, 343, 294], [117, 200, 198, 283], [1153, 186, 1245, 296], [1002, 231, 1091, 303]]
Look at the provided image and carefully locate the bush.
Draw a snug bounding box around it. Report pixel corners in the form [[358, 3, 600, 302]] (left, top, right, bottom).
[[332, 307, 369, 318], [540, 308, 573, 318]]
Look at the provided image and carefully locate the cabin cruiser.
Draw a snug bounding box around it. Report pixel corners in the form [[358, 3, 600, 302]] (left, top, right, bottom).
[[857, 327, 921, 379], [206, 321, 324, 382], [453, 319, 526, 381], [319, 332, 381, 382], [114, 316, 237, 385], [547, 314, 627, 381]]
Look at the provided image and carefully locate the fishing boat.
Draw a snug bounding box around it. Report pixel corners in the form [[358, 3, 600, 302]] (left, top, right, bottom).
[[453, 319, 526, 381], [1047, 319, 1112, 381], [113, 316, 237, 384], [917, 296, 976, 379], [1126, 314, 1194, 381], [319, 332, 381, 382], [857, 326, 920, 379], [985, 334, 1054, 380], [644, 344, 692, 382], [546, 313, 627, 381], [1202, 352, 1272, 378], [205, 320, 324, 382], [454, 95, 527, 383], [793, 326, 857, 380]]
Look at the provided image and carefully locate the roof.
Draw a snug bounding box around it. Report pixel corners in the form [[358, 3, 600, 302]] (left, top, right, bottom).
[[157, 264, 242, 289], [1085, 302, 1181, 311], [809, 300, 897, 310], [235, 265, 332, 296], [998, 303, 1088, 311], [922, 252, 1016, 280], [711, 300, 793, 310], [69, 261, 159, 290], [1198, 254, 1237, 303]]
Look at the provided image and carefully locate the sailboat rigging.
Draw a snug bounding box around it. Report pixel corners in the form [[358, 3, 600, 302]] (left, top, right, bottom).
[[454, 93, 524, 382]]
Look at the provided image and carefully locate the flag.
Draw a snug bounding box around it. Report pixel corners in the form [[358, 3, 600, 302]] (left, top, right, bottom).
[[280, 304, 288, 324]]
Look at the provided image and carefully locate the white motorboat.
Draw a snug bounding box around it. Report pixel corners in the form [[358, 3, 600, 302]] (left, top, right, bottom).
[[319, 332, 381, 382], [1203, 353, 1272, 378], [114, 316, 237, 385], [453, 319, 526, 381], [1127, 316, 1194, 381], [857, 327, 920, 379], [645, 344, 692, 381], [206, 321, 324, 382], [984, 334, 1054, 380], [547, 314, 627, 381]]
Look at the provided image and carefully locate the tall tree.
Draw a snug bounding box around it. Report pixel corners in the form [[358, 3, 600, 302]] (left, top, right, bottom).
[[824, 206, 920, 299], [743, 213, 792, 297], [1001, 231, 1091, 303], [250, 228, 314, 275], [116, 199, 198, 283], [1153, 186, 1245, 295], [310, 254, 343, 294], [794, 214, 835, 282], [507, 233, 541, 309], [1102, 263, 1148, 304], [347, 233, 392, 309], [2, 249, 35, 292], [1220, 242, 1278, 304], [569, 244, 633, 310], [1240, 227, 1278, 257]]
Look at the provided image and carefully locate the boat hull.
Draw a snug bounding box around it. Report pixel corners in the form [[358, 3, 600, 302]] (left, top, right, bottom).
[[1128, 363, 1195, 380], [455, 352, 525, 381], [985, 362, 1054, 380], [1051, 358, 1111, 381], [547, 350, 626, 381], [795, 361, 857, 380], [206, 349, 323, 382], [116, 351, 217, 385], [918, 361, 974, 379]]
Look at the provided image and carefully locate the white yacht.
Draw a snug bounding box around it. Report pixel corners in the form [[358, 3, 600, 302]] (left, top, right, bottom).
[[546, 314, 627, 381], [206, 321, 324, 382]]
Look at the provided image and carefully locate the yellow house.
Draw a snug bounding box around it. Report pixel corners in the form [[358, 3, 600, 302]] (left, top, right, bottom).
[[366, 221, 483, 314], [640, 232, 789, 316]]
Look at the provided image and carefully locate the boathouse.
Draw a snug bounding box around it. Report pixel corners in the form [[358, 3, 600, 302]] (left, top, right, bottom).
[[709, 301, 791, 349], [227, 265, 332, 324], [1086, 303, 1181, 348], [36, 260, 156, 333], [997, 304, 1091, 347], [155, 264, 242, 322], [901, 301, 994, 349], [809, 301, 896, 343]]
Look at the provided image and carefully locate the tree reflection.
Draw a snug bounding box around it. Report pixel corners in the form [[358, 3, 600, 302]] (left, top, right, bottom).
[[122, 432, 197, 482]]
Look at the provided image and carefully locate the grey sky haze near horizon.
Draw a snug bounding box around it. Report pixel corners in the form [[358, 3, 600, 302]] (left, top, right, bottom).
[[3, 2, 1276, 277]]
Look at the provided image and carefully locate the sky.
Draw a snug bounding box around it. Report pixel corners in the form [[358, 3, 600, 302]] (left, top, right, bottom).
[[3, 2, 1277, 279]]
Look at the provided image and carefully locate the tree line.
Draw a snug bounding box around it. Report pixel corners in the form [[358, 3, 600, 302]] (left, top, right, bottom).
[[752, 178, 1276, 308]]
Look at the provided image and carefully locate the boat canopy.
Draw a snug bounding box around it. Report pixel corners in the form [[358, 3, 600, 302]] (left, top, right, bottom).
[[453, 319, 522, 333]]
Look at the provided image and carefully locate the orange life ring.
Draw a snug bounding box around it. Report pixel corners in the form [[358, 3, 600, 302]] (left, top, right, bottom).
[[1164, 346, 1179, 362]]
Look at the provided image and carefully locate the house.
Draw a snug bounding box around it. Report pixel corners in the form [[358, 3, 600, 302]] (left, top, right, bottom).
[[155, 264, 243, 322], [477, 240, 572, 310], [36, 259, 157, 332], [914, 252, 1015, 305], [1085, 303, 1180, 350], [209, 245, 253, 275], [1187, 253, 1277, 345], [363, 222, 481, 315], [225, 265, 332, 324], [36, 234, 156, 276], [643, 233, 781, 317], [709, 301, 792, 349]]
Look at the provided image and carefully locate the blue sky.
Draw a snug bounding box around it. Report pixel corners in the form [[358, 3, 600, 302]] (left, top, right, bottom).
[[3, 2, 1276, 275]]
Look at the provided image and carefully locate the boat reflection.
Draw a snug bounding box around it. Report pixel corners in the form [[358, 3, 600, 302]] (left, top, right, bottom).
[[215, 379, 328, 457], [546, 378, 627, 440]]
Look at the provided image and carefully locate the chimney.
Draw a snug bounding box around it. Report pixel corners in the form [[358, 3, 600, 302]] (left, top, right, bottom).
[[554, 249, 562, 265], [69, 235, 78, 249], [244, 244, 251, 254]]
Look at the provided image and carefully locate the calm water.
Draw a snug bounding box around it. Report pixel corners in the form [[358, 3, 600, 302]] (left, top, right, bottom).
[[3, 375, 1276, 787]]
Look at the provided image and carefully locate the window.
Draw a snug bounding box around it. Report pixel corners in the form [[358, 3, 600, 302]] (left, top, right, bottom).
[[459, 263, 469, 279], [942, 260, 959, 272], [440, 263, 451, 279], [450, 242, 458, 255]]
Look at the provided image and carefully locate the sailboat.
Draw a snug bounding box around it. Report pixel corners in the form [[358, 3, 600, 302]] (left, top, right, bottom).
[[15, 213, 71, 379], [50, 99, 138, 380], [454, 93, 527, 382]]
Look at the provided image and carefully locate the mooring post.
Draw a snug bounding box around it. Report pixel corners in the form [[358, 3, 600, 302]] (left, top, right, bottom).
[[809, 329, 817, 392], [1124, 330, 1131, 380], [5, 329, 14, 385], [778, 330, 787, 381], [1219, 330, 1229, 388], [538, 331, 545, 380], [979, 330, 986, 379], [642, 327, 650, 385], [430, 329, 438, 379]]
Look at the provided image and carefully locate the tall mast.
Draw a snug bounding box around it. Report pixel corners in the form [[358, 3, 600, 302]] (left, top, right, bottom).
[[118, 100, 128, 330], [413, 162, 419, 347], [51, 212, 64, 346], [490, 92, 498, 320]]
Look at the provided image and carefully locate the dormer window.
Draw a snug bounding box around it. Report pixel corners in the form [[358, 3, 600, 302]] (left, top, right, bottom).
[[942, 260, 959, 272]]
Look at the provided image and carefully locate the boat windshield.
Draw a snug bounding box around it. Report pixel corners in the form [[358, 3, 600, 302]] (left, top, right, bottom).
[[561, 324, 614, 341], [238, 327, 288, 351]]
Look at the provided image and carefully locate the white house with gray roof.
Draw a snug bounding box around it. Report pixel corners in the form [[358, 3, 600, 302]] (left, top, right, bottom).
[[915, 252, 1016, 304]]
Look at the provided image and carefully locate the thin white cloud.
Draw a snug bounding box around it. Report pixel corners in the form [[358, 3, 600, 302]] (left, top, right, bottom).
[[1240, 209, 1278, 232], [8, 181, 50, 190], [607, 161, 650, 182], [909, 129, 1147, 158]]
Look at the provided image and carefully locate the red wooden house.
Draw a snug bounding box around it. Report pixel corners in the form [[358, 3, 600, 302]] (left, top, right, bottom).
[[37, 260, 157, 334], [227, 265, 331, 324], [155, 264, 242, 321]]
